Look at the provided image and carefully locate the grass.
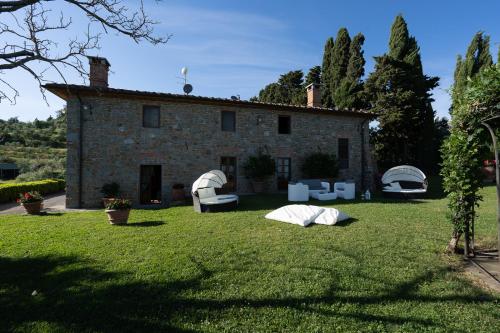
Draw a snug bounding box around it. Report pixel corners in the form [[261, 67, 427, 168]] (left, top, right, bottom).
[[0, 187, 498, 332]]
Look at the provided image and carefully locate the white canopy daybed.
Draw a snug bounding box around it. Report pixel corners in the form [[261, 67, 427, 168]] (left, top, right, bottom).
[[192, 170, 239, 212], [381, 165, 427, 195]]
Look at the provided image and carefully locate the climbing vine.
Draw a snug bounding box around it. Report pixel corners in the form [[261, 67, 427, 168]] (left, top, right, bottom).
[[441, 64, 500, 254]]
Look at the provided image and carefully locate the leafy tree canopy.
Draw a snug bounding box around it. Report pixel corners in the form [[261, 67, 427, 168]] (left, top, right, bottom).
[[366, 15, 439, 171], [0, 110, 66, 148], [452, 32, 493, 111], [253, 67, 322, 105]]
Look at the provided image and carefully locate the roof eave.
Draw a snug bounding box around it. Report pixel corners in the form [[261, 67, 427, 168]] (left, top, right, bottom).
[[43, 84, 377, 118]]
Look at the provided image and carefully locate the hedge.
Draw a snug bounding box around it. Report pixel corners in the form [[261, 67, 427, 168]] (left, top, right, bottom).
[[0, 179, 65, 203]]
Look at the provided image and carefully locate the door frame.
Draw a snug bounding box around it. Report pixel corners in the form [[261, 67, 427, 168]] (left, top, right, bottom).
[[139, 164, 162, 205]]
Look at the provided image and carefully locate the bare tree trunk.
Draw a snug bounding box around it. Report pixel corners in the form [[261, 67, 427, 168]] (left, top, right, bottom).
[[464, 220, 470, 258], [447, 230, 462, 253]]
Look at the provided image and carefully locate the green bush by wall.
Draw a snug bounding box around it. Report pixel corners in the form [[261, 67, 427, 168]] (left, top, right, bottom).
[[0, 179, 65, 203]]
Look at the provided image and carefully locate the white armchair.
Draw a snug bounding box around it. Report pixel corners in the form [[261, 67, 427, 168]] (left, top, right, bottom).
[[288, 183, 309, 202], [334, 182, 355, 200]]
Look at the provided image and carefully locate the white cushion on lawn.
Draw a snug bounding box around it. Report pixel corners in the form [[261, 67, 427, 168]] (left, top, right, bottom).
[[313, 207, 350, 225], [197, 187, 216, 199], [265, 205, 324, 227]]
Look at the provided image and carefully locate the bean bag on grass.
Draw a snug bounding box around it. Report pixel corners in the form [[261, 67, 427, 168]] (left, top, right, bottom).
[[265, 205, 349, 227], [264, 205, 324, 227]]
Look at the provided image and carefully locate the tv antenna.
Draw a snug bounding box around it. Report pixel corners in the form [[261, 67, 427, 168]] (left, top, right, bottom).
[[180, 67, 193, 95]]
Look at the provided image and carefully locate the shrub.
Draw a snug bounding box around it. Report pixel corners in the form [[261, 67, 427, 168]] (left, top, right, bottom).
[[301, 152, 339, 179], [243, 153, 275, 181], [0, 179, 65, 203], [101, 182, 120, 198], [15, 164, 65, 182], [441, 64, 500, 253], [105, 198, 132, 210]]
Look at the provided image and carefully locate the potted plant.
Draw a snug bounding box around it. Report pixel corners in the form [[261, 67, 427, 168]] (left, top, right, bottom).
[[171, 183, 185, 201], [301, 152, 339, 180], [17, 191, 44, 215], [101, 182, 120, 207], [243, 152, 276, 193], [105, 198, 132, 225]]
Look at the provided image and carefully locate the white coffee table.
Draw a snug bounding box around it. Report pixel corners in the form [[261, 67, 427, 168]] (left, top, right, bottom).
[[311, 192, 337, 201]]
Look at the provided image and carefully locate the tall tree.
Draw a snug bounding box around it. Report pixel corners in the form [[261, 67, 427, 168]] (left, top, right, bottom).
[[254, 70, 305, 105], [305, 66, 321, 85], [253, 67, 322, 105], [321, 37, 335, 107], [255, 29, 366, 109], [346, 33, 366, 83], [452, 32, 493, 111], [334, 33, 366, 109], [330, 28, 351, 106], [365, 15, 439, 170]]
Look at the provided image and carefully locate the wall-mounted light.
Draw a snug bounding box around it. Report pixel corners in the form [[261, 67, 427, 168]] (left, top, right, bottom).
[[81, 103, 93, 115], [256, 115, 263, 125]]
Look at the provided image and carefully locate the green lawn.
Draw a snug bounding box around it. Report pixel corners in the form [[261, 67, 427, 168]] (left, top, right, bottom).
[[0, 187, 498, 332]]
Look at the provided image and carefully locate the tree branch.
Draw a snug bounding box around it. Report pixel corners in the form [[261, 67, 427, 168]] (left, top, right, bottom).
[[0, 0, 39, 13], [0, 0, 169, 104]]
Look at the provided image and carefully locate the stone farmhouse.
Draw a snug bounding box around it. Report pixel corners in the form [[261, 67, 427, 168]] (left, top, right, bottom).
[[45, 57, 375, 208]]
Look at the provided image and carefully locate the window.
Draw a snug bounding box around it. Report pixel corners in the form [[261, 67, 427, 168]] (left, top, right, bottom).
[[143, 105, 160, 128], [277, 158, 291, 190], [220, 156, 237, 192], [278, 115, 291, 134], [221, 111, 236, 132], [338, 138, 349, 169]]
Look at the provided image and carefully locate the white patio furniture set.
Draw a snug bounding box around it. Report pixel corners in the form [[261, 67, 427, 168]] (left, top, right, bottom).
[[288, 179, 355, 202]]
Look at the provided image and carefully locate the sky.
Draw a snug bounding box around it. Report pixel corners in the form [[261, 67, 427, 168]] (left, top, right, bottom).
[[1, 0, 499, 121]]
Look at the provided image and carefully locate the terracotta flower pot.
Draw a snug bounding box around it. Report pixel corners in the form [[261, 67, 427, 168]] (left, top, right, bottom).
[[22, 201, 43, 215], [105, 209, 131, 225], [171, 188, 185, 201]]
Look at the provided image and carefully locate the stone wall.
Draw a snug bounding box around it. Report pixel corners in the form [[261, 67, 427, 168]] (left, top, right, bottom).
[[66, 96, 374, 208]]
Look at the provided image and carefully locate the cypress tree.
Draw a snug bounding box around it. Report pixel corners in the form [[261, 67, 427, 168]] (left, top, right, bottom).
[[452, 32, 493, 110], [334, 33, 366, 109], [477, 34, 493, 69], [321, 37, 334, 107], [346, 33, 365, 83], [365, 15, 439, 170], [254, 30, 366, 109], [330, 28, 351, 105], [388, 15, 410, 60]]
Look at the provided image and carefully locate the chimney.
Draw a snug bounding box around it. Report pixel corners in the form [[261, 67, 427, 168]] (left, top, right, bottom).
[[88, 56, 110, 88], [306, 83, 321, 108]]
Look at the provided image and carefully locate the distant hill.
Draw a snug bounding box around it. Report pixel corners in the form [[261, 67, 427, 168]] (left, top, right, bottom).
[[0, 110, 66, 148], [0, 111, 66, 181]]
